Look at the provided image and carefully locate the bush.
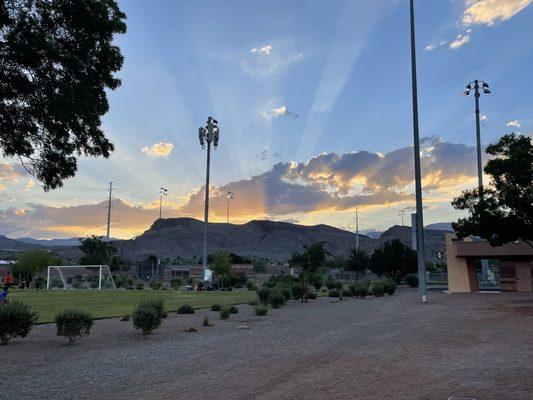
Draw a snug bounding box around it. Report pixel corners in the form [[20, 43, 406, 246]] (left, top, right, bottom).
[[328, 289, 340, 298], [292, 285, 305, 301], [55, 309, 94, 344], [268, 289, 286, 309], [342, 288, 352, 297], [311, 275, 324, 291], [121, 315, 130, 321], [177, 304, 195, 314], [248, 300, 258, 306], [133, 304, 160, 338], [229, 305, 239, 314], [405, 274, 419, 288], [203, 315, 212, 327], [349, 284, 368, 298], [383, 279, 397, 295], [170, 277, 182, 290], [257, 287, 271, 305], [149, 280, 162, 290], [371, 282, 385, 297], [246, 281, 257, 291], [0, 299, 39, 345], [277, 284, 293, 302], [326, 279, 342, 290], [144, 298, 167, 319], [306, 291, 317, 300], [135, 282, 144, 290], [360, 279, 371, 288], [254, 305, 268, 316], [220, 307, 231, 320], [210, 303, 222, 312]]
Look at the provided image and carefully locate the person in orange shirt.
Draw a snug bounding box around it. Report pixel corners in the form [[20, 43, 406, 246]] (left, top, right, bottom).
[[4, 272, 13, 289]]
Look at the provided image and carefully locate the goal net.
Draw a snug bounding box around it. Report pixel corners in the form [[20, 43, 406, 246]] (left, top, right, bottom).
[[46, 265, 116, 290]]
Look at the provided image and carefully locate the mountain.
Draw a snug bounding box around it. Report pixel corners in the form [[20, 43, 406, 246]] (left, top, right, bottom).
[[379, 225, 448, 262], [425, 222, 454, 232], [16, 237, 82, 247], [0, 235, 44, 258]]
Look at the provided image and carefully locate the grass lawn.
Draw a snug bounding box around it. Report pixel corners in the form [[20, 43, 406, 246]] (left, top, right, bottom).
[[11, 289, 258, 324]]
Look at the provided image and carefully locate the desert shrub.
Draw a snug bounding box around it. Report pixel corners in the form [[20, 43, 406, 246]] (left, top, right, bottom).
[[276, 284, 293, 301], [264, 275, 299, 288], [292, 284, 305, 300], [149, 280, 162, 290], [210, 303, 222, 311], [220, 307, 231, 320], [371, 282, 385, 297], [177, 304, 195, 314], [306, 291, 317, 300], [133, 303, 160, 337], [229, 305, 239, 314], [328, 289, 340, 298], [55, 309, 94, 344], [350, 284, 368, 298], [248, 299, 258, 306], [405, 274, 419, 288], [145, 298, 167, 319], [0, 299, 39, 345], [383, 279, 397, 295], [246, 281, 257, 291], [257, 287, 271, 305], [268, 289, 286, 309], [342, 288, 352, 297], [135, 282, 144, 290], [203, 315, 212, 326], [170, 278, 182, 290], [121, 315, 130, 321], [254, 305, 268, 316]]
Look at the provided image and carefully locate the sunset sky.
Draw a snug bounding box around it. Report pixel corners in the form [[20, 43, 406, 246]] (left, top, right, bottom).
[[1, 0, 532, 239]]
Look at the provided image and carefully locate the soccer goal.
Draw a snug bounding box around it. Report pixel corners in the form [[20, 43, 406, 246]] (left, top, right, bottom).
[[46, 265, 116, 290]]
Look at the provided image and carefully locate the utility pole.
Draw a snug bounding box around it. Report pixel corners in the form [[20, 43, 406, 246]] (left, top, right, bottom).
[[354, 207, 359, 252], [106, 182, 113, 241], [198, 117, 220, 282], [409, 0, 427, 303], [159, 187, 168, 219], [226, 191, 234, 224]]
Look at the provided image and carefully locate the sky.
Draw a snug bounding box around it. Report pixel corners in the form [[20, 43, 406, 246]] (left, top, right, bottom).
[[1, 0, 532, 239]]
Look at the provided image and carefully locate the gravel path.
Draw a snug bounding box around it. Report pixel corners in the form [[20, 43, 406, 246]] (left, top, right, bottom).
[[2, 289, 532, 400]]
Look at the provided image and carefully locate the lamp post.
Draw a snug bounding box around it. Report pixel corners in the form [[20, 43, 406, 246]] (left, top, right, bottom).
[[409, 0, 427, 303], [159, 187, 168, 220], [198, 117, 220, 282], [226, 191, 234, 224], [398, 209, 406, 226]]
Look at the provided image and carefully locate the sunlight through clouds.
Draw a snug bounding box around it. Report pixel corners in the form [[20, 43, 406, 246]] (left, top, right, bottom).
[[463, 0, 532, 26]]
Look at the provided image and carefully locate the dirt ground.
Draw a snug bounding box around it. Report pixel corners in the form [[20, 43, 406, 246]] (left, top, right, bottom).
[[2, 289, 532, 400]]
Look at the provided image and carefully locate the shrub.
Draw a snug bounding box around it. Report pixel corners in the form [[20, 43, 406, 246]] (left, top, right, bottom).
[[229, 305, 239, 314], [210, 303, 222, 312], [246, 281, 257, 291], [268, 289, 286, 309], [311, 275, 324, 291], [170, 277, 182, 290], [292, 285, 305, 301], [220, 307, 231, 320], [133, 304, 160, 338], [350, 284, 368, 298], [257, 287, 271, 305], [149, 280, 162, 290], [144, 298, 167, 319], [371, 282, 385, 297], [0, 299, 39, 345], [306, 291, 317, 300], [177, 304, 195, 314], [55, 309, 94, 344], [248, 300, 258, 306], [203, 315, 212, 327], [328, 289, 340, 298], [405, 274, 419, 288], [360, 279, 371, 288], [135, 282, 144, 290], [277, 284, 293, 302], [121, 315, 130, 321], [326, 279, 340, 290], [342, 288, 352, 297], [254, 305, 268, 316], [383, 279, 397, 295]]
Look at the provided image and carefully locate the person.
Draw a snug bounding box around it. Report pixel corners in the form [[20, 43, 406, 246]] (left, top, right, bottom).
[[34, 275, 41, 291], [4, 272, 13, 289], [0, 286, 8, 304]]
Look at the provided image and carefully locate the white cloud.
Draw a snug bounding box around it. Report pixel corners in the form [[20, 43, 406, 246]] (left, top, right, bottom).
[[141, 142, 174, 158], [463, 0, 532, 26], [424, 40, 449, 52], [507, 119, 521, 128], [241, 42, 304, 79], [449, 34, 471, 49], [261, 105, 299, 120], [250, 45, 272, 56], [480, 114, 488, 121]]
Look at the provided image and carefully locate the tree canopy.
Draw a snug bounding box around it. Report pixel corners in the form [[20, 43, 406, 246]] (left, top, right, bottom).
[[370, 239, 417, 280], [79, 235, 117, 265], [452, 134, 533, 248], [289, 242, 330, 301], [345, 249, 369, 274], [12, 250, 61, 277], [0, 0, 126, 190]]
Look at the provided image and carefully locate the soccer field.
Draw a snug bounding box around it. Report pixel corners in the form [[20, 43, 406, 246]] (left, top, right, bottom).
[[11, 289, 258, 323]]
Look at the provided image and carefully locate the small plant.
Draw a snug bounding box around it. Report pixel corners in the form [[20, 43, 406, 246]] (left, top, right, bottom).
[[183, 326, 198, 332], [326, 279, 342, 290], [246, 281, 257, 291], [291, 285, 305, 301], [203, 315, 212, 327], [405, 274, 419, 288], [55, 309, 94, 344], [371, 282, 385, 297], [210, 303, 222, 312], [328, 289, 340, 298], [135, 282, 144, 290], [132, 303, 161, 338], [145, 298, 167, 319], [341, 288, 352, 297], [268, 289, 286, 309], [121, 315, 130, 321], [350, 284, 368, 298], [256, 287, 271, 305], [149, 280, 162, 290], [306, 291, 317, 300], [383, 279, 397, 295], [254, 305, 268, 316], [248, 300, 258, 306], [220, 307, 231, 320], [229, 305, 239, 314], [0, 299, 39, 345], [170, 277, 182, 290], [177, 304, 195, 314]]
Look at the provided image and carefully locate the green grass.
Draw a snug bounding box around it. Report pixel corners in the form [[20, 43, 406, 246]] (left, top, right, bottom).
[[11, 290, 257, 324]]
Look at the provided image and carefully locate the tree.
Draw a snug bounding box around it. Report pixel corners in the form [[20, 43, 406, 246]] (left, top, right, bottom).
[[12, 250, 61, 278], [370, 239, 417, 281], [0, 0, 126, 190], [289, 242, 330, 302], [452, 134, 533, 248], [346, 249, 369, 276], [211, 251, 233, 288], [79, 236, 117, 265]]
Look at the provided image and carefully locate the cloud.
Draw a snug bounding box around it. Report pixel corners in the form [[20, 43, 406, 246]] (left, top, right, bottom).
[[250, 45, 272, 56], [0, 162, 26, 182], [462, 0, 532, 26], [507, 119, 521, 128], [257, 148, 269, 161], [449, 34, 471, 49], [424, 40, 449, 52], [480, 114, 488, 121], [261, 105, 299, 120], [141, 142, 174, 158], [241, 42, 304, 79]]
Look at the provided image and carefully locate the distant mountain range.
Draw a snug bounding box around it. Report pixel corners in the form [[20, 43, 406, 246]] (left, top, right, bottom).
[[16, 237, 83, 247]]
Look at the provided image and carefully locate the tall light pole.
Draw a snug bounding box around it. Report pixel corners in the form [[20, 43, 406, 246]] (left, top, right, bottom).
[[106, 181, 113, 241], [409, 0, 427, 303], [226, 191, 234, 224], [198, 117, 220, 282], [398, 209, 406, 226], [463, 80, 491, 199], [159, 187, 168, 220]]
